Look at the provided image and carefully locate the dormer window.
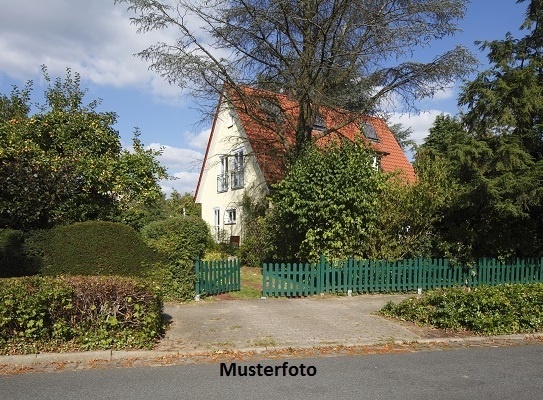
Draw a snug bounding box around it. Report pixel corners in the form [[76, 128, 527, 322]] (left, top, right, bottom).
[[313, 113, 326, 132], [261, 99, 283, 123], [362, 122, 379, 142]]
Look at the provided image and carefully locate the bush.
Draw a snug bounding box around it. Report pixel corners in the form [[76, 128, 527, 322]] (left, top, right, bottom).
[[380, 284, 543, 335], [0, 275, 163, 354], [0, 229, 40, 277], [142, 260, 197, 302], [141, 216, 213, 260], [25, 221, 161, 277]]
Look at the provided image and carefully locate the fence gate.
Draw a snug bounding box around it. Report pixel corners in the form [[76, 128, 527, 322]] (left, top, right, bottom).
[[194, 259, 241, 297]]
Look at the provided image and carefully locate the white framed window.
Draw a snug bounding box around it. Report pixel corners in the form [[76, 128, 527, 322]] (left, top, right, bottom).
[[217, 155, 229, 192], [225, 208, 237, 225], [213, 207, 221, 241], [231, 148, 244, 189], [372, 155, 381, 171]]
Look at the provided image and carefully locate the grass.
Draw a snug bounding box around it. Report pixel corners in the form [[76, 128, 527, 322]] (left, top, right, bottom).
[[228, 266, 263, 300]]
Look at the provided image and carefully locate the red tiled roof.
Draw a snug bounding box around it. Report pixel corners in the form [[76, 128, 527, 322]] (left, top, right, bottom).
[[195, 87, 415, 199], [230, 86, 416, 185]]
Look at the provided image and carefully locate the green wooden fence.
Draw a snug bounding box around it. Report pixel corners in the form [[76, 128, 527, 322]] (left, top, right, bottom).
[[195, 259, 240, 296], [261, 257, 543, 297]]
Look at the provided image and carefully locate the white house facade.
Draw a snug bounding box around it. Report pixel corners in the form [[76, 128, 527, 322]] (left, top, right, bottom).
[[194, 94, 268, 245]]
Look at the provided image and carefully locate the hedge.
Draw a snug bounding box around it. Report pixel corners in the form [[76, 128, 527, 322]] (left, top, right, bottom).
[[0, 275, 163, 354], [25, 221, 161, 277]]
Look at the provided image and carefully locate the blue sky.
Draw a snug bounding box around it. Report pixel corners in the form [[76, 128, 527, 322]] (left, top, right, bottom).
[[0, 1, 528, 195]]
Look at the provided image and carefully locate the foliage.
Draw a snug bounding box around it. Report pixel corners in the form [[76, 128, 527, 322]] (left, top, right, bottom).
[[365, 154, 458, 260], [0, 229, 40, 277], [116, 0, 475, 158], [140, 216, 212, 261], [438, 0, 543, 258], [142, 260, 197, 302], [238, 192, 272, 267], [120, 190, 202, 231], [268, 140, 386, 261], [380, 283, 543, 335], [417, 113, 543, 259], [0, 67, 168, 230], [140, 216, 212, 300], [26, 221, 161, 277], [0, 276, 163, 354]]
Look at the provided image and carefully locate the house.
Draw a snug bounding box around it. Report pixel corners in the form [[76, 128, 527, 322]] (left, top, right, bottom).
[[194, 86, 415, 244]]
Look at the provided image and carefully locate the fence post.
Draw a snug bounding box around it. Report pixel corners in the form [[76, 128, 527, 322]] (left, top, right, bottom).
[[194, 258, 201, 301]]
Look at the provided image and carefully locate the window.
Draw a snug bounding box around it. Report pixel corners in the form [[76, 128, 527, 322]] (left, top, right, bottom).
[[227, 112, 235, 128], [225, 208, 237, 225], [362, 122, 380, 142], [230, 148, 244, 189], [261, 99, 283, 123], [313, 113, 326, 132], [372, 155, 381, 171], [217, 155, 228, 192], [213, 208, 221, 241]]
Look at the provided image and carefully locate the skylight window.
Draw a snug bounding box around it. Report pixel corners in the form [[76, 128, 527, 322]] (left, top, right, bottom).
[[313, 113, 326, 132], [362, 122, 379, 142]]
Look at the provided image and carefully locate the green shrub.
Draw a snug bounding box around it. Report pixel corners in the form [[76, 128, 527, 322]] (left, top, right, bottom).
[[0, 229, 40, 277], [239, 216, 272, 267], [141, 216, 212, 260], [26, 221, 161, 277], [142, 260, 197, 302], [0, 275, 163, 354], [380, 284, 543, 335], [140, 216, 211, 301]]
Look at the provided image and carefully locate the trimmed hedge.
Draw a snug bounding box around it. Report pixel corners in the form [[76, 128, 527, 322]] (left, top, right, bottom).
[[0, 276, 163, 354], [141, 216, 212, 260], [380, 284, 543, 335], [26, 221, 161, 277]]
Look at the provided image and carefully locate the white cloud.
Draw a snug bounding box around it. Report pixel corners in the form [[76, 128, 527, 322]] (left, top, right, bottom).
[[0, 0, 185, 101], [389, 109, 451, 144], [146, 143, 202, 196], [184, 128, 211, 151]]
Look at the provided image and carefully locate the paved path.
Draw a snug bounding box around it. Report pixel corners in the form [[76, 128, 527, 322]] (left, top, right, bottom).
[[157, 294, 420, 352]]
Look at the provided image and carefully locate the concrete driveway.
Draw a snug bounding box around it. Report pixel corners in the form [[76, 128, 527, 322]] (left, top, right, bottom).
[[157, 294, 420, 353]]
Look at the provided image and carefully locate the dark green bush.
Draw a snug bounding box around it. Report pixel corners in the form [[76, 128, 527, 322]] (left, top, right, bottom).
[[0, 275, 163, 354], [26, 221, 161, 277], [0, 229, 40, 277], [141, 216, 213, 260], [380, 284, 543, 335]]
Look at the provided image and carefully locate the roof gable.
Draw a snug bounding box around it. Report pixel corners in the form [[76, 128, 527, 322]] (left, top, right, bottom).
[[195, 86, 415, 199]]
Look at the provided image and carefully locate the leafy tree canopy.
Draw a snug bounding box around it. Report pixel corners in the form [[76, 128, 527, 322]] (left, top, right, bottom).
[[0, 67, 168, 230]]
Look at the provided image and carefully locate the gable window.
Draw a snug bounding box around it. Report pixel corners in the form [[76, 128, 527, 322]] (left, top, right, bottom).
[[362, 122, 380, 142], [227, 112, 235, 128], [225, 208, 237, 225], [231, 148, 245, 190], [313, 113, 326, 132], [217, 155, 229, 193]]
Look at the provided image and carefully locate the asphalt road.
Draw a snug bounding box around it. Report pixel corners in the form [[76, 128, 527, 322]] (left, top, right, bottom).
[[2, 345, 543, 400]]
